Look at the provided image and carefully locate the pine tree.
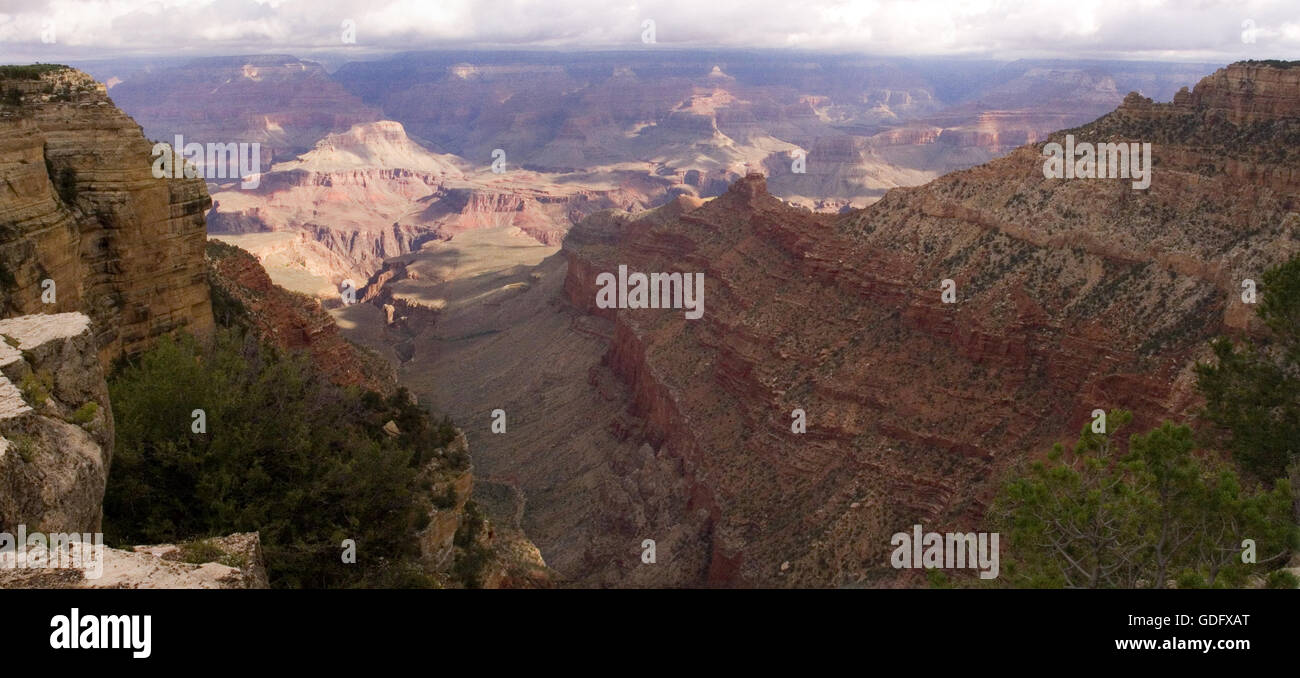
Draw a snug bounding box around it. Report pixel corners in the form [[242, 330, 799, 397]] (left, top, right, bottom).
[[993, 411, 1293, 588]]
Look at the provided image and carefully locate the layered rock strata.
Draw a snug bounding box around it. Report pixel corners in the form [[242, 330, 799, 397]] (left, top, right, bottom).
[[0, 66, 213, 369], [553, 62, 1300, 586]]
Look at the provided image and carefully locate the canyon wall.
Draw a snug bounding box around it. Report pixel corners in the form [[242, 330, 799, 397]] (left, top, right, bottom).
[[0, 68, 270, 588], [555, 62, 1300, 586], [0, 69, 482, 588], [0, 67, 213, 369]]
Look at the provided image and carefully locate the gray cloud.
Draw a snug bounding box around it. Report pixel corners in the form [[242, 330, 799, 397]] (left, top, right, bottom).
[[0, 0, 1297, 62]]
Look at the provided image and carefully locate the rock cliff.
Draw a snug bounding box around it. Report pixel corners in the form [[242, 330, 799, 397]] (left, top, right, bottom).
[[0, 66, 214, 369], [0, 312, 112, 533], [206, 240, 396, 392]]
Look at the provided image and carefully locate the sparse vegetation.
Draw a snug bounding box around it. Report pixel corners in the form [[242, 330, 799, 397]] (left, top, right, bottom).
[[1265, 569, 1298, 589], [70, 402, 98, 426], [452, 501, 493, 588], [1239, 59, 1299, 70], [177, 539, 248, 569], [432, 484, 458, 509], [11, 434, 37, 463], [1196, 256, 1300, 483], [19, 369, 52, 406], [0, 64, 67, 80]]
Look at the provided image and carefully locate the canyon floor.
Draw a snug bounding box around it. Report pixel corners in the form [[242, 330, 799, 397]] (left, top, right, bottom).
[[330, 224, 710, 586]]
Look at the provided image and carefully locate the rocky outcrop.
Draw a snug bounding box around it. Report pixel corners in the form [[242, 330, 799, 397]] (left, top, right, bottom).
[[1180, 61, 1300, 125], [0, 310, 270, 589], [0, 69, 281, 589], [0, 66, 213, 369], [557, 62, 1300, 587], [1, 532, 269, 589], [0, 312, 112, 534], [418, 432, 474, 571]]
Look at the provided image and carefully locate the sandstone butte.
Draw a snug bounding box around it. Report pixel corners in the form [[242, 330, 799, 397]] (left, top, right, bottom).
[[553, 61, 1300, 587], [205, 118, 661, 290]]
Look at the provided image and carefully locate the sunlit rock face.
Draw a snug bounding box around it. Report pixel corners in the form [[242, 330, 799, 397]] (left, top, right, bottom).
[[0, 67, 214, 368]]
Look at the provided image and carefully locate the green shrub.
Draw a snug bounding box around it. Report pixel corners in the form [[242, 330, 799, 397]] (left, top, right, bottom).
[[70, 401, 98, 426], [992, 412, 1295, 588], [11, 435, 37, 463], [1265, 569, 1299, 589], [1196, 256, 1300, 482], [19, 369, 52, 406], [102, 329, 458, 588], [0, 64, 67, 80], [177, 539, 247, 569], [432, 485, 458, 509], [452, 502, 493, 589]]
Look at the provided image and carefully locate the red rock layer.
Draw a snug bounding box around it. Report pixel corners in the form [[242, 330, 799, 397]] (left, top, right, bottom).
[[560, 62, 1300, 587], [207, 242, 393, 392]]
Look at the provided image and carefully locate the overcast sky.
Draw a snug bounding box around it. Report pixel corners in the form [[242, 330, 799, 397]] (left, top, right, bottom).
[[1, 0, 1298, 63]]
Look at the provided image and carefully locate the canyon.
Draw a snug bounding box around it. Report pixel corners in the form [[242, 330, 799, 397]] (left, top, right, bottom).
[[0, 66, 533, 588], [9, 54, 1295, 588], [206, 119, 655, 297], [341, 61, 1300, 587], [88, 54, 1215, 301]]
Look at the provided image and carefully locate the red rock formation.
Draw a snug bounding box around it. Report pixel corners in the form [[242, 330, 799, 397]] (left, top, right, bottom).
[[559, 62, 1300, 587], [207, 121, 657, 286], [1183, 61, 1300, 124], [207, 241, 394, 392]]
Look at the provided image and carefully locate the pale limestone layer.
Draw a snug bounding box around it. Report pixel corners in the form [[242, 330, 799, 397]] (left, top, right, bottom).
[[0, 532, 268, 589], [0, 313, 91, 355]]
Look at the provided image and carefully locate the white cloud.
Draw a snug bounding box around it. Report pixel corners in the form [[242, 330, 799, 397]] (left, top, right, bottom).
[[0, 0, 1297, 61]]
